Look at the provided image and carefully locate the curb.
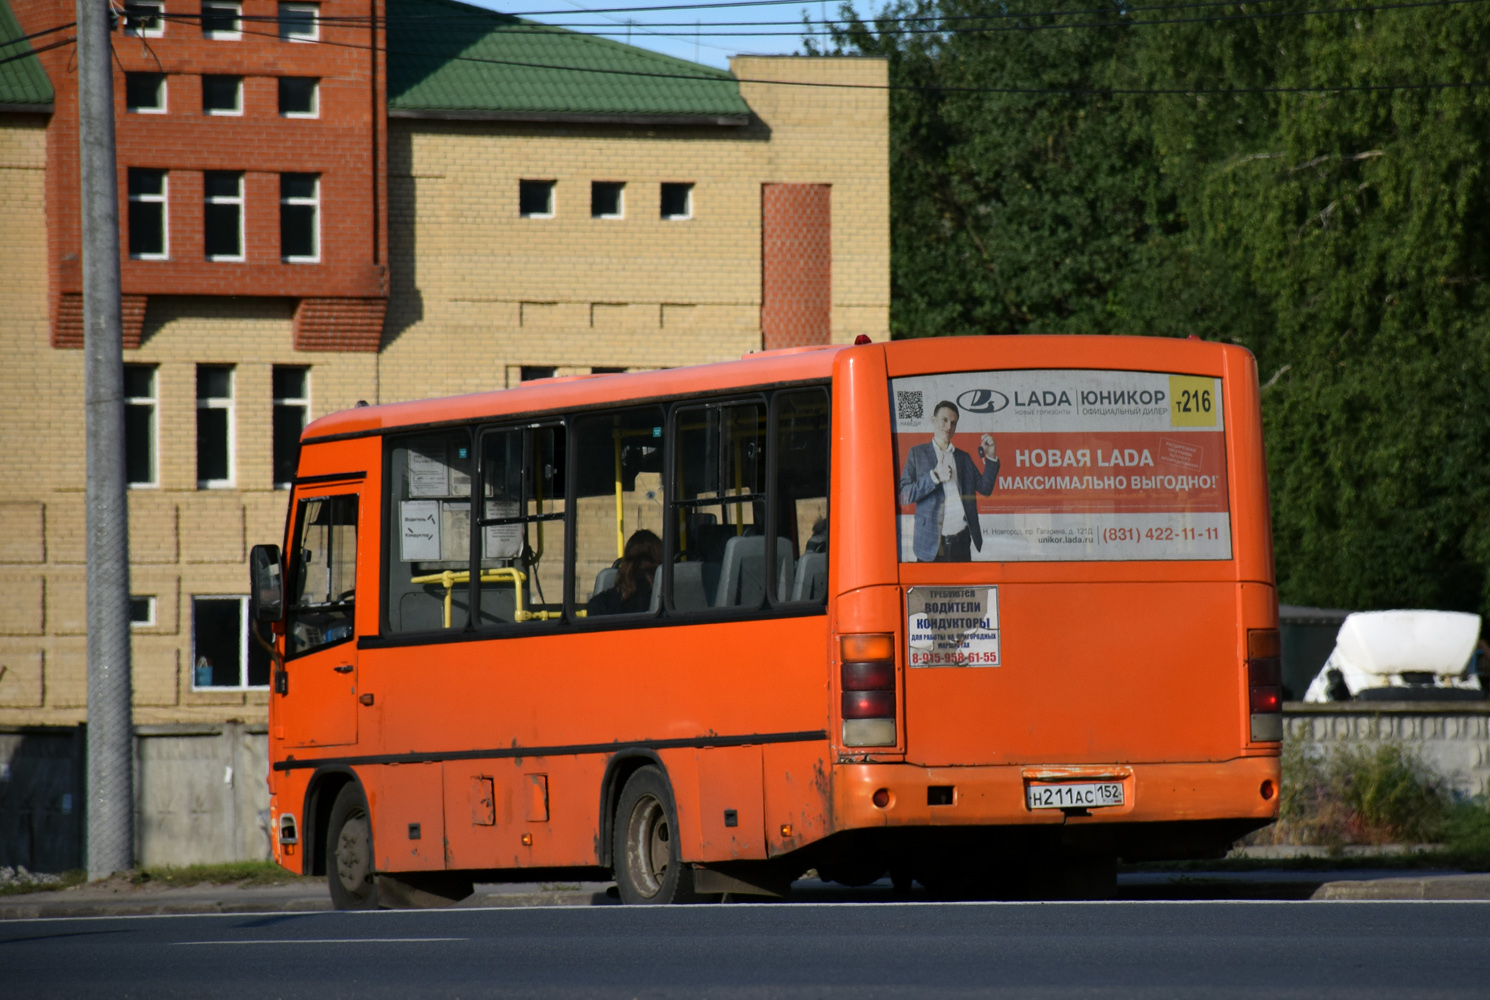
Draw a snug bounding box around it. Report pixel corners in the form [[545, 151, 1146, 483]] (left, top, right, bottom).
[[0, 888, 613, 920], [1311, 875, 1490, 901]]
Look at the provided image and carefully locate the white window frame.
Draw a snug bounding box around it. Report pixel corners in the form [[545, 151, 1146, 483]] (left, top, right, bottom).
[[125, 72, 167, 114], [124, 363, 159, 486], [661, 182, 694, 221], [280, 174, 320, 263], [203, 75, 243, 116], [197, 366, 236, 489], [204, 172, 244, 262], [130, 595, 158, 629], [278, 2, 320, 42], [123, 2, 165, 38], [201, 1, 242, 40], [128, 170, 169, 261], [279, 76, 319, 118], [191, 595, 266, 690], [591, 180, 625, 220], [272, 366, 311, 488]]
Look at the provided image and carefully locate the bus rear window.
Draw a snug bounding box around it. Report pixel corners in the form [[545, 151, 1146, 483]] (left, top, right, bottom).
[[891, 369, 1230, 562]]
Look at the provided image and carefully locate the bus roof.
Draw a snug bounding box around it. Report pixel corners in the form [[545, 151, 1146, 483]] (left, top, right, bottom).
[[302, 335, 1245, 443]]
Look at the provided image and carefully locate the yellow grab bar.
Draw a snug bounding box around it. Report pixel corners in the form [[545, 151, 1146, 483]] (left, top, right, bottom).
[[409, 567, 562, 628]]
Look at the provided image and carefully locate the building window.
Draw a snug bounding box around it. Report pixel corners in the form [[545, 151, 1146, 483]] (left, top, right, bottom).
[[200, 1, 241, 38], [192, 596, 270, 688], [280, 173, 319, 262], [123, 2, 165, 37], [130, 596, 157, 628], [127, 169, 168, 259], [273, 366, 309, 487], [125, 364, 158, 486], [520, 366, 556, 382], [204, 171, 243, 261], [202, 75, 242, 115], [519, 180, 554, 218], [660, 182, 693, 220], [279, 3, 319, 41], [197, 365, 234, 488], [591, 181, 624, 219], [125, 72, 166, 113], [278, 76, 318, 117]]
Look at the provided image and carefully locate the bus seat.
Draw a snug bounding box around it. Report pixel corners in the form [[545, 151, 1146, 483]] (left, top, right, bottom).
[[668, 560, 710, 613], [593, 566, 618, 598], [776, 538, 796, 600], [792, 551, 827, 602], [715, 536, 795, 608]]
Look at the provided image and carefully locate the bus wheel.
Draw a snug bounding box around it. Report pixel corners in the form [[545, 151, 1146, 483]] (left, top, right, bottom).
[[327, 785, 380, 910], [613, 767, 701, 904]]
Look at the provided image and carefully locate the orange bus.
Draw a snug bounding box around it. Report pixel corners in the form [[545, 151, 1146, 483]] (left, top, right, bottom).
[[250, 335, 1281, 907]]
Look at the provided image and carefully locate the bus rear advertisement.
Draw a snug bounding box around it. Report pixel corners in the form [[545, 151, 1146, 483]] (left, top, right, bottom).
[[250, 335, 1281, 907]]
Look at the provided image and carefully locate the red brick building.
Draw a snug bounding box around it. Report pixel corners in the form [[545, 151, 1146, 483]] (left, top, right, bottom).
[[17, 0, 390, 351]]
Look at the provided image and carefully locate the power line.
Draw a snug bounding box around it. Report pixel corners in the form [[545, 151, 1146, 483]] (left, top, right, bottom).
[[0, 19, 76, 49], [0, 34, 76, 68]]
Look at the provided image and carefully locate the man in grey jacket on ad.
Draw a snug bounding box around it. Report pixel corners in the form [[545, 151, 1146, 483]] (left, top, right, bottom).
[[898, 400, 1000, 561]]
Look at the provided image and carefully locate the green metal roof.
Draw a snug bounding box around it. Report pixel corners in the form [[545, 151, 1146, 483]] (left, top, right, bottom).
[[0, 0, 54, 110], [386, 0, 749, 125]]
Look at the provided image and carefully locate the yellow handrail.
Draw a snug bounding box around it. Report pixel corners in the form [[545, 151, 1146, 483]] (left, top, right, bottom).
[[409, 567, 564, 628], [613, 426, 624, 559]]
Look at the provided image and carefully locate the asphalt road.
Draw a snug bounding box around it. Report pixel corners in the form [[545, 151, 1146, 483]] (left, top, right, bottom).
[[5, 901, 1488, 999]]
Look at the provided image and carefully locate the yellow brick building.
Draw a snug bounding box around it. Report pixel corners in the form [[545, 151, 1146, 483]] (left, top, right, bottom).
[[0, 2, 887, 732]]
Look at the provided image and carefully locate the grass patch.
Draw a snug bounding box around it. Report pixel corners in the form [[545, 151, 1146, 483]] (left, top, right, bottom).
[[132, 861, 317, 888], [0, 868, 86, 896]]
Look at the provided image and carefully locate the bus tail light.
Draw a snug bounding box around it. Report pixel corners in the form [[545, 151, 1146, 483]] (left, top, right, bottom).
[[840, 633, 896, 747], [1247, 628, 1283, 742]]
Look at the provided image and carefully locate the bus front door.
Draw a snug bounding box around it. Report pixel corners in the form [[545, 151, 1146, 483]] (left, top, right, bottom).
[[280, 491, 361, 749]]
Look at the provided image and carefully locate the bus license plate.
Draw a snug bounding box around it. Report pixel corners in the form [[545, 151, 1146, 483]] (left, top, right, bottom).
[[1026, 782, 1124, 810]]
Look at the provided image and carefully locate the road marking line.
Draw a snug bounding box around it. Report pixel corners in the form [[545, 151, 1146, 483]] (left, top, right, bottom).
[[171, 937, 468, 945]]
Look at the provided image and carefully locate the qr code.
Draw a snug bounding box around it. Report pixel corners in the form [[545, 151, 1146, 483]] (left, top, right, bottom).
[[896, 391, 923, 422]]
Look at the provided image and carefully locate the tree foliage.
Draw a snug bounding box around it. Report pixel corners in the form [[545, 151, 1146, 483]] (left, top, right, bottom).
[[817, 2, 1490, 616]]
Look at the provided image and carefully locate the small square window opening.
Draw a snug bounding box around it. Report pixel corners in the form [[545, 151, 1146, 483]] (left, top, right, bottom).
[[127, 168, 168, 260], [130, 596, 157, 628], [123, 2, 165, 37], [591, 181, 624, 219], [204, 171, 244, 261], [519, 179, 554, 218], [278, 77, 318, 116], [278, 3, 319, 42], [660, 182, 693, 220], [201, 2, 242, 39], [125, 72, 166, 113], [202, 75, 242, 115]]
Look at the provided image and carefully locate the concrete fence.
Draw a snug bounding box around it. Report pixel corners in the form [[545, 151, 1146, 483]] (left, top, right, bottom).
[[0, 723, 271, 873], [3, 705, 1489, 872]]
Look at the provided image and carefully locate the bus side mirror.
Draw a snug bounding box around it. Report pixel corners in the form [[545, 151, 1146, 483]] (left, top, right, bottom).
[[250, 544, 283, 622]]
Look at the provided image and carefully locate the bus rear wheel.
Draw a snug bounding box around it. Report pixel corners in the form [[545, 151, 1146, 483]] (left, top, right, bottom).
[[613, 767, 702, 904], [327, 784, 380, 910]]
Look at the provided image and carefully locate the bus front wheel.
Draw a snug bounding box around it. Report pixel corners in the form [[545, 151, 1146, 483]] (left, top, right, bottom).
[[327, 784, 380, 910], [613, 767, 702, 904]]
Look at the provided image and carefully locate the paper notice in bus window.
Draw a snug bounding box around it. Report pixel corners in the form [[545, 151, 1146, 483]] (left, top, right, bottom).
[[907, 586, 999, 667], [483, 501, 522, 560], [407, 443, 449, 497], [891, 369, 1231, 562], [400, 500, 440, 562], [441, 501, 470, 562]]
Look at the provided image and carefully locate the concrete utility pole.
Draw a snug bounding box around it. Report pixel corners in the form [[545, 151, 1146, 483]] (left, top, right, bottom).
[[77, 0, 134, 880]]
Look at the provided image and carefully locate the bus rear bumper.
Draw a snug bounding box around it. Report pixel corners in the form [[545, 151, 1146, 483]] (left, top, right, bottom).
[[831, 756, 1280, 833]]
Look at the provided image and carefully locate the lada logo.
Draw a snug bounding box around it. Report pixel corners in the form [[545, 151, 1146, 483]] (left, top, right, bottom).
[[956, 388, 1009, 414]]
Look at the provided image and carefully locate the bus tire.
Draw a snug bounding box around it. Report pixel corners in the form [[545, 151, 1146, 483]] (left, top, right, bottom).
[[613, 766, 702, 905], [327, 784, 380, 910]]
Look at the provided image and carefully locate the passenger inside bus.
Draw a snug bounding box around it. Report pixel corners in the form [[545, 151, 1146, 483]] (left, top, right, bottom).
[[588, 529, 662, 616]]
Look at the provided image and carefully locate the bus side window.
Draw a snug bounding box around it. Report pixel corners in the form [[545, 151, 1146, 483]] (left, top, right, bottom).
[[569, 406, 665, 619], [772, 388, 830, 605], [475, 423, 566, 625], [288, 493, 357, 656], [385, 431, 474, 634], [669, 400, 767, 612]]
